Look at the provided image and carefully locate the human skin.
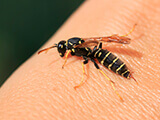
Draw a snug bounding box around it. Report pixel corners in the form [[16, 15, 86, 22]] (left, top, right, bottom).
[[0, 0, 160, 119]]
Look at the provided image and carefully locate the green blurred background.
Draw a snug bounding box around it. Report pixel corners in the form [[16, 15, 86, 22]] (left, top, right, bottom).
[[0, 0, 84, 86]]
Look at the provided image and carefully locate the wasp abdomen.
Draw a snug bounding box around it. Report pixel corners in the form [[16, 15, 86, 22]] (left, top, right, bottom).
[[94, 49, 130, 78]]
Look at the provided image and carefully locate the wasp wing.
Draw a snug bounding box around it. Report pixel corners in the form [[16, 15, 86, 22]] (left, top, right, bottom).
[[76, 34, 131, 48]]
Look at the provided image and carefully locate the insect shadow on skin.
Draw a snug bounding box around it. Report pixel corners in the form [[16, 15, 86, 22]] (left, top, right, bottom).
[[38, 24, 138, 101]]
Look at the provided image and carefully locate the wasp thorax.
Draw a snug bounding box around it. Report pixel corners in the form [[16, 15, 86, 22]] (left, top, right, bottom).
[[66, 37, 84, 49]]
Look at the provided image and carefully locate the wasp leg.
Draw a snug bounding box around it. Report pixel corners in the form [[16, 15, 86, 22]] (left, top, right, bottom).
[[74, 57, 88, 89], [121, 24, 137, 37], [90, 58, 123, 101], [62, 50, 71, 69]]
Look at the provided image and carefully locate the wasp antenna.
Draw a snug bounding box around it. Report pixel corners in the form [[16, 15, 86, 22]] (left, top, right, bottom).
[[38, 45, 57, 54]]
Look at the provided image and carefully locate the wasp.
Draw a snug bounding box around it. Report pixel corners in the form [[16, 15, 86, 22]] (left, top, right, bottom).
[[38, 24, 137, 101], [38, 24, 135, 68]]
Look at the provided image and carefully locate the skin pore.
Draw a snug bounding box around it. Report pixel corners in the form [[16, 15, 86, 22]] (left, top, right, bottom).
[[0, 0, 160, 119]]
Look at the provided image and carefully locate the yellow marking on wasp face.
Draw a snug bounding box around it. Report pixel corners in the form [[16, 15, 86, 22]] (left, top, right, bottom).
[[101, 52, 111, 65], [72, 49, 75, 53], [98, 52, 102, 57], [116, 63, 125, 74], [108, 57, 119, 70], [69, 42, 73, 45], [60, 53, 62, 55], [94, 49, 101, 57], [61, 45, 63, 48], [79, 41, 81, 44], [121, 70, 129, 76]]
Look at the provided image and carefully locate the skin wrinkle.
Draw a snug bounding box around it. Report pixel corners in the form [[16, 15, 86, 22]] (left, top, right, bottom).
[[51, 65, 96, 119], [77, 78, 119, 119], [0, 0, 160, 120]]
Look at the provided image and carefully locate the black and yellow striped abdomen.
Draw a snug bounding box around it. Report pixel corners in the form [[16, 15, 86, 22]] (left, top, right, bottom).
[[94, 49, 130, 78]]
